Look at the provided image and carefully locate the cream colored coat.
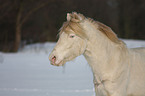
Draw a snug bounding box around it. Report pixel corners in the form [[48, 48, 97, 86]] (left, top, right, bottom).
[[49, 12, 145, 96]]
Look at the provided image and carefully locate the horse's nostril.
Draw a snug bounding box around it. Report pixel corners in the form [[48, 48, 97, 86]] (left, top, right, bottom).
[[52, 56, 56, 59], [52, 56, 56, 62]]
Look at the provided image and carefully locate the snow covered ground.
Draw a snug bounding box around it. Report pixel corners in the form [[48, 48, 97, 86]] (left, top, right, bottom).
[[0, 39, 145, 96]]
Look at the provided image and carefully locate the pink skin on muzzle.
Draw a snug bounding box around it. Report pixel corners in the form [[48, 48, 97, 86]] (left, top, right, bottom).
[[51, 56, 56, 65]]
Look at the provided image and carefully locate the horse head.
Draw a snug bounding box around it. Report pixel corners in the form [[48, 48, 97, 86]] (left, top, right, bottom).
[[49, 12, 87, 66]]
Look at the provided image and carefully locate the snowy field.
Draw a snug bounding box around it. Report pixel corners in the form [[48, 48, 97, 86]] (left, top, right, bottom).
[[0, 39, 145, 96]]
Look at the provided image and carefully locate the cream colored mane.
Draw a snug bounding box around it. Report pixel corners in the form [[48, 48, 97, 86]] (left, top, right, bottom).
[[59, 12, 124, 45]]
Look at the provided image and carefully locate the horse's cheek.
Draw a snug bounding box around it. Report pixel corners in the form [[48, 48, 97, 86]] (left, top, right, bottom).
[[78, 41, 85, 55]]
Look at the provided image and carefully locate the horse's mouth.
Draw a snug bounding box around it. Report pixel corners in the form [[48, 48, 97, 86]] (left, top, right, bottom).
[[50, 60, 65, 66], [50, 56, 65, 66]]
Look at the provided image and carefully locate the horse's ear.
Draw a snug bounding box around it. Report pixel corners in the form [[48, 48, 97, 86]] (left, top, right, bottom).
[[71, 12, 85, 22], [67, 13, 71, 21], [66, 12, 85, 22]]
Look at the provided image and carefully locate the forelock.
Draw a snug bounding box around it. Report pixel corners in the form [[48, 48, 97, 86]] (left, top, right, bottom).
[[59, 21, 87, 39]]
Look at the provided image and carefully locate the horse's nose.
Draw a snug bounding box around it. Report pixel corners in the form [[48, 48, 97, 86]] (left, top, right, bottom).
[[51, 56, 56, 64]]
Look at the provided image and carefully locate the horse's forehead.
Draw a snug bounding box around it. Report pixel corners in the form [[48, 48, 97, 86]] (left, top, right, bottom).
[[60, 21, 87, 39], [59, 30, 70, 38], [64, 26, 72, 31], [60, 25, 74, 35], [61, 21, 70, 31]]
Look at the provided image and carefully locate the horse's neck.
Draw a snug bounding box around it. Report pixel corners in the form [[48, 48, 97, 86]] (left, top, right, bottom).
[[83, 21, 129, 81], [84, 36, 118, 78], [83, 20, 118, 69]]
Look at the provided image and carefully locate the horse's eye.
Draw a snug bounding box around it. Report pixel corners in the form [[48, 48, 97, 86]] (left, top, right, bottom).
[[70, 34, 75, 38]]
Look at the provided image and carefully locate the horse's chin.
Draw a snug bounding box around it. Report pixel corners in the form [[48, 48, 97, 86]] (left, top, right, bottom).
[[51, 60, 65, 66]]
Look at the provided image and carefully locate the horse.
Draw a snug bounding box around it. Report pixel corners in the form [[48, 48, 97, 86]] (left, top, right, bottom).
[[49, 12, 145, 96]]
